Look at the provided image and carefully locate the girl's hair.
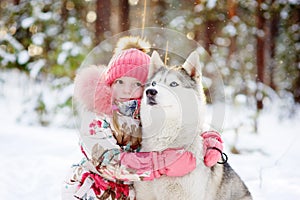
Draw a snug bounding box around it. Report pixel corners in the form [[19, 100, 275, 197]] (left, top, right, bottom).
[[111, 110, 142, 150]]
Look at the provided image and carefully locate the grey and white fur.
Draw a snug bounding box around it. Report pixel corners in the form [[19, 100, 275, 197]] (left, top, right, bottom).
[[134, 51, 252, 200]]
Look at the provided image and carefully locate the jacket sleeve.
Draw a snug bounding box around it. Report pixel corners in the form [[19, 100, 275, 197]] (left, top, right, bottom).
[[88, 148, 196, 182], [86, 148, 147, 182], [79, 115, 120, 159], [78, 115, 146, 182]]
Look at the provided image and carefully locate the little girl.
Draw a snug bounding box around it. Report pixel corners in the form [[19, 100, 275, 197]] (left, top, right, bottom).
[[62, 36, 224, 200]]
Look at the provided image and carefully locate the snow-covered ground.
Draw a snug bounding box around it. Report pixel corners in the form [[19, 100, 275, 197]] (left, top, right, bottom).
[[222, 110, 300, 200], [0, 70, 300, 199]]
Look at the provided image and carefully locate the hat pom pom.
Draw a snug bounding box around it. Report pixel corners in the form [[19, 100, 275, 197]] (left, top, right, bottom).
[[114, 36, 150, 54], [74, 65, 112, 115]]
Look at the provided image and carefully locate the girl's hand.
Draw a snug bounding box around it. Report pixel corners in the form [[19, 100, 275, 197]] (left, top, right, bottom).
[[201, 131, 224, 167]]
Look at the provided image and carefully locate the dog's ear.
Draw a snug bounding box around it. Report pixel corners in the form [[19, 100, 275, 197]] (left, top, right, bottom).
[[182, 51, 201, 83], [148, 51, 164, 79]]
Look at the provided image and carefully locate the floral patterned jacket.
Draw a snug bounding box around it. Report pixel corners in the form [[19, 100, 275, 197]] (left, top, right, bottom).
[[62, 100, 147, 200]]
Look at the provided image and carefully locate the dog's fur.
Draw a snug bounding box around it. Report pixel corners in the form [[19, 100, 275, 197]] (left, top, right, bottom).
[[134, 51, 252, 200]]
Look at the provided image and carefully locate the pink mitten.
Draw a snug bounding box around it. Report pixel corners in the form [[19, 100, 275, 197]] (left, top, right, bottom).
[[120, 148, 196, 180], [201, 131, 224, 167], [152, 148, 196, 178]]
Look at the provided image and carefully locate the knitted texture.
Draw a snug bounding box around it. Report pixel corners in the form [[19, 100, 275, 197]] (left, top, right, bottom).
[[105, 48, 150, 85]]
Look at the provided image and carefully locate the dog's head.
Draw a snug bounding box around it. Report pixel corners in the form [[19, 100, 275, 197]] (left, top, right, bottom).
[[140, 51, 206, 151]]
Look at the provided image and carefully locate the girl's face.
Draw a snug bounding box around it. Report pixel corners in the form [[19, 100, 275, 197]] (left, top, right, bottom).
[[111, 76, 144, 102]]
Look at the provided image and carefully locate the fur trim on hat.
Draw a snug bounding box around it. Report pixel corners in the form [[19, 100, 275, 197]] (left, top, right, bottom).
[[114, 36, 150, 54], [74, 65, 112, 115]]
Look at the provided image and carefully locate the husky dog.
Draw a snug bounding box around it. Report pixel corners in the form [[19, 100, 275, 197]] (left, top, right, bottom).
[[134, 51, 252, 200]]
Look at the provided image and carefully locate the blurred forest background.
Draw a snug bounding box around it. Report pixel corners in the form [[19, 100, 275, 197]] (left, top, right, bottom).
[[0, 0, 299, 129]]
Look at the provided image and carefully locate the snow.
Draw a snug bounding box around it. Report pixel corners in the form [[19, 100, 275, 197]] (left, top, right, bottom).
[[3, 33, 24, 51], [194, 4, 204, 13], [57, 51, 68, 65], [0, 48, 16, 64], [17, 50, 30, 65], [28, 59, 46, 78], [70, 46, 80, 56], [62, 42, 74, 51], [206, 0, 217, 9], [223, 23, 237, 37], [21, 17, 35, 29], [169, 16, 186, 31], [280, 10, 289, 19], [46, 25, 60, 37], [0, 123, 81, 200], [82, 36, 93, 46], [278, 0, 300, 5], [38, 12, 52, 21], [221, 108, 300, 200], [1, 70, 300, 199], [32, 33, 45, 46]]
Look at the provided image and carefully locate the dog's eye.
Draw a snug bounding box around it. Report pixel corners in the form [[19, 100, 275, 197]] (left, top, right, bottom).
[[151, 81, 156, 86], [170, 81, 179, 87]]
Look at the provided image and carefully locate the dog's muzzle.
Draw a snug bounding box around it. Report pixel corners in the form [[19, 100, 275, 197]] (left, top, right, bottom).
[[146, 89, 158, 105]]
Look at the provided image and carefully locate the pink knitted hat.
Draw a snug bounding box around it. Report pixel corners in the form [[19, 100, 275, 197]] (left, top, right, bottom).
[[74, 37, 151, 116], [105, 48, 150, 85]]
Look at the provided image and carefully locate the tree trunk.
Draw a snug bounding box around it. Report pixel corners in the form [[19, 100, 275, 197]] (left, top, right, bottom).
[[95, 0, 111, 45], [269, 2, 279, 91], [227, 0, 237, 58], [228, 0, 236, 19], [292, 7, 300, 103], [61, 0, 68, 33], [119, 0, 130, 32], [13, 0, 20, 5], [204, 20, 217, 55], [256, 0, 266, 110], [294, 70, 300, 104]]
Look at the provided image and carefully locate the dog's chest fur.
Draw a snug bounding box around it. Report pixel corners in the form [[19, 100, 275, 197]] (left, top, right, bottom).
[[139, 106, 184, 151], [135, 135, 208, 199]]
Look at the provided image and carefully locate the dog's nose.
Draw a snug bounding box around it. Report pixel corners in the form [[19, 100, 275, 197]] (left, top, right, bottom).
[[146, 89, 158, 97]]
